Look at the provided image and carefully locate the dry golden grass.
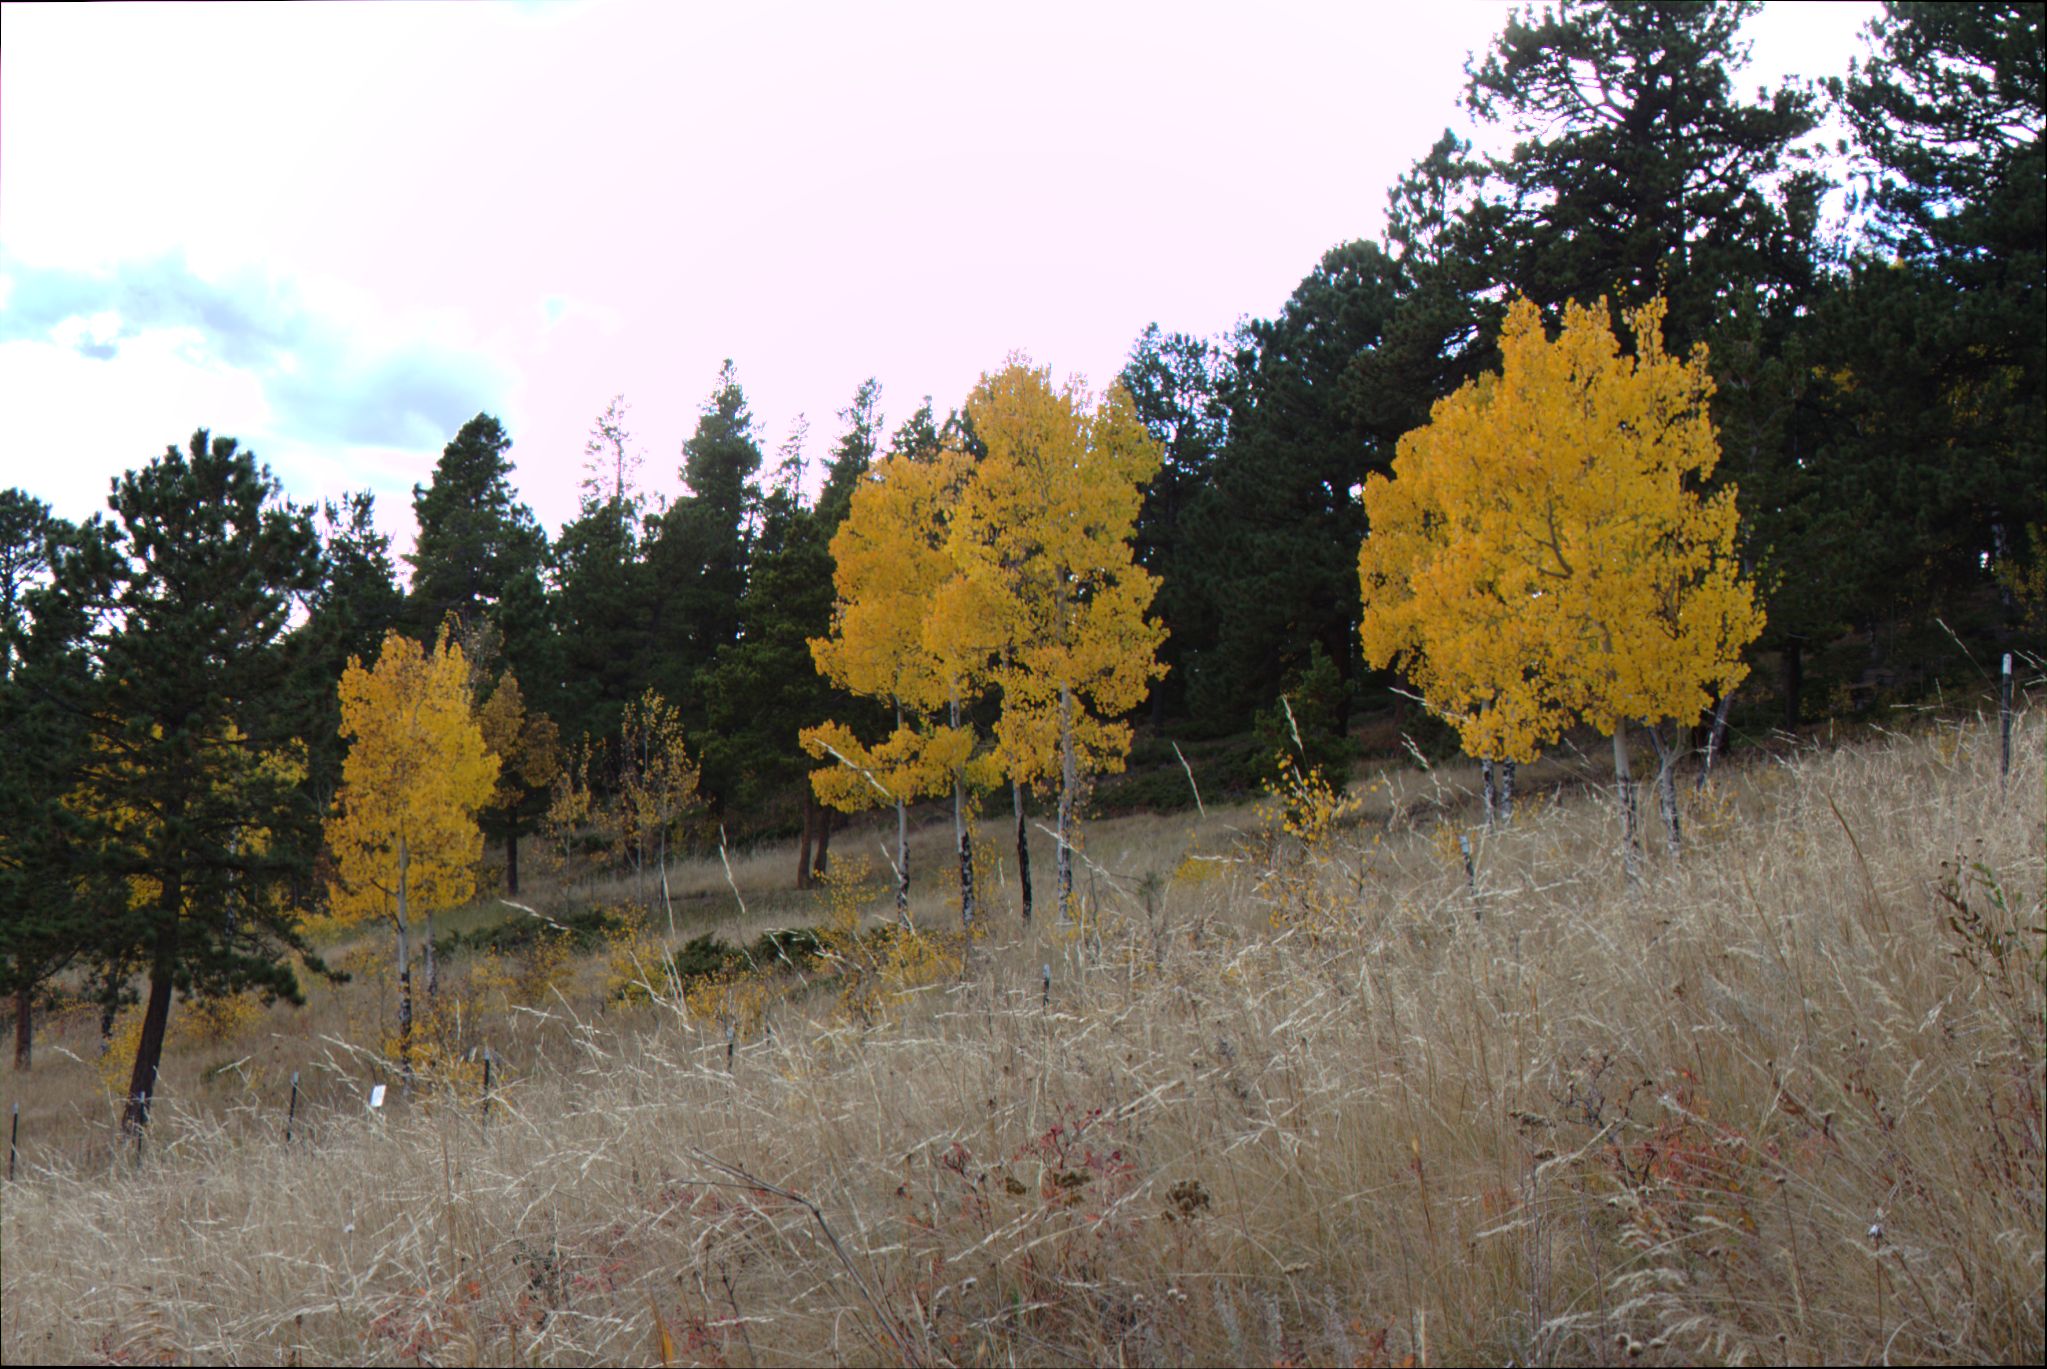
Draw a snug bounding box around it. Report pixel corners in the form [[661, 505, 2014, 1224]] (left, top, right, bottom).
[[3, 710, 2041, 1366]]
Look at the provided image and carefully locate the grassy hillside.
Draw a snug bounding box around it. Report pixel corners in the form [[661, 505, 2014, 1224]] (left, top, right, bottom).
[[3, 712, 2041, 1366]]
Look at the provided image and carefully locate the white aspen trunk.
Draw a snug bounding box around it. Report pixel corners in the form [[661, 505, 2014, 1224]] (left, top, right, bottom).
[[1695, 691, 1734, 791], [895, 797, 911, 925], [1500, 760, 1516, 826], [894, 701, 910, 922], [1056, 681, 1077, 925], [1612, 726, 1641, 885], [423, 909, 438, 1002], [1648, 723, 1682, 858]]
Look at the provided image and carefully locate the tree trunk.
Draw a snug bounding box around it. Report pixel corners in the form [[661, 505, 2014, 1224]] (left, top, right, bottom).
[[1648, 723, 1682, 858], [1500, 760, 1516, 826], [812, 805, 832, 881], [796, 791, 816, 891], [1056, 683, 1078, 924], [1696, 691, 1734, 791], [423, 912, 439, 1002], [1013, 779, 1033, 924], [952, 695, 974, 934], [1782, 638, 1803, 730], [955, 775, 974, 934], [121, 919, 179, 1137], [659, 828, 675, 939], [505, 818, 522, 897], [1612, 725, 1641, 885], [395, 839, 413, 1075], [13, 986, 31, 1071], [895, 797, 911, 925], [892, 701, 910, 923], [1480, 757, 1497, 828]]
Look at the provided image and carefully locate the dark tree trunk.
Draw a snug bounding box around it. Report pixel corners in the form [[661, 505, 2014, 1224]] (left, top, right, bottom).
[[796, 792, 816, 891], [121, 921, 179, 1136], [1480, 757, 1497, 828], [956, 778, 976, 934], [1013, 779, 1033, 924], [14, 985, 31, 1071], [952, 695, 975, 933], [505, 819, 522, 897], [1782, 638, 1803, 730], [812, 805, 832, 881]]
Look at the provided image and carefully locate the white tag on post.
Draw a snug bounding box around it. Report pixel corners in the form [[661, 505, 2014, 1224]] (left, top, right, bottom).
[[368, 1084, 387, 1109]]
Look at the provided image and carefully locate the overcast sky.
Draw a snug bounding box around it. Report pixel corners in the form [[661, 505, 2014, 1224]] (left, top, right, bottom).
[[0, 0, 1880, 562]]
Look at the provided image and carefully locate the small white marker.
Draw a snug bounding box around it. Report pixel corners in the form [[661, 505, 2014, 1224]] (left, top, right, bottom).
[[368, 1084, 387, 1109]]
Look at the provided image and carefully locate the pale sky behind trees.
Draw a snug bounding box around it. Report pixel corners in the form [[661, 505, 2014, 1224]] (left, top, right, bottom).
[[0, 0, 1878, 561]]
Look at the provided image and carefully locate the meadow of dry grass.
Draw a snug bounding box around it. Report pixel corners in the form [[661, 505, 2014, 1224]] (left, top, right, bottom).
[[3, 710, 2041, 1367]]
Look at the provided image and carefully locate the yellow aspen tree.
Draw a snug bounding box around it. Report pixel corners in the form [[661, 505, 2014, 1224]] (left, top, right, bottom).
[[945, 358, 1166, 925], [475, 670, 561, 897], [804, 447, 982, 924], [326, 628, 497, 1062], [1359, 296, 1762, 877], [614, 688, 704, 937]]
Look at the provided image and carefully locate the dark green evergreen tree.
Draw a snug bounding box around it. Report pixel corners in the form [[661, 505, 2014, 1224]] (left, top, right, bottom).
[[551, 397, 653, 749], [0, 493, 97, 1070], [699, 384, 885, 879], [887, 397, 944, 461], [288, 492, 405, 808], [52, 433, 328, 1133], [645, 362, 764, 711], [1181, 241, 1405, 730], [1462, 0, 1826, 353], [1118, 326, 1232, 722], [1815, 2, 2045, 669], [406, 413, 549, 643]]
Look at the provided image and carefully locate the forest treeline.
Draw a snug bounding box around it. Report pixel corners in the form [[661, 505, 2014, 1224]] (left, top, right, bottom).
[[1, 3, 2041, 1124]]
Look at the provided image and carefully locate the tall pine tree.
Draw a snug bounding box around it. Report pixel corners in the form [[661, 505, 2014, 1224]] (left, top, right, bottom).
[[54, 433, 327, 1133]]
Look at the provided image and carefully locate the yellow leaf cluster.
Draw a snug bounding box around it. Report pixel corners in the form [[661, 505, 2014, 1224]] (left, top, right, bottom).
[[326, 630, 499, 926], [804, 446, 984, 813], [616, 689, 703, 858], [946, 360, 1167, 786], [476, 670, 561, 809], [1358, 296, 1763, 761]]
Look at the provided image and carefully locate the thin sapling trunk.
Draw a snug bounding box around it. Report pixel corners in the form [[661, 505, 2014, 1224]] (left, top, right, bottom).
[[1014, 778, 1033, 924], [1056, 682, 1078, 924], [13, 986, 30, 1071], [951, 694, 974, 934]]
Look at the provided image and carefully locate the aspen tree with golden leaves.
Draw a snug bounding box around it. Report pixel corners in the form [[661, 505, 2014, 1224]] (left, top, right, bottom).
[[613, 688, 704, 935], [326, 629, 497, 1066], [944, 358, 1166, 925], [803, 447, 985, 925], [1359, 296, 1761, 877], [475, 670, 560, 897]]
